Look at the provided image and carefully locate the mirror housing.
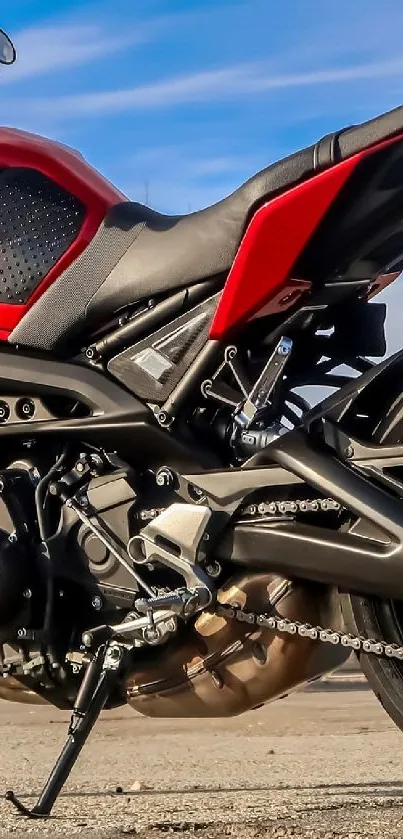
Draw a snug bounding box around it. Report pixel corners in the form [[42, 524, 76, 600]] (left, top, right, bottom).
[[0, 29, 16, 65]]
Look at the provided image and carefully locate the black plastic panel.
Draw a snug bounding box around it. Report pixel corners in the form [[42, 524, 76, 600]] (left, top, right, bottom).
[[0, 167, 84, 304], [107, 293, 220, 402]]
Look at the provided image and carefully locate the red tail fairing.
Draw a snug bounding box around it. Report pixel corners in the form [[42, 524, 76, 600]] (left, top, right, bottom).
[[0, 128, 125, 338], [210, 132, 403, 340]]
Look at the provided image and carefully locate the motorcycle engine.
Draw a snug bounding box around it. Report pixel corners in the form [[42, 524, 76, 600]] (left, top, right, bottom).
[[0, 450, 349, 717]]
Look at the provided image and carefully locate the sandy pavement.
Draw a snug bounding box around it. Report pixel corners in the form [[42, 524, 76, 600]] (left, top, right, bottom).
[[0, 681, 402, 839]]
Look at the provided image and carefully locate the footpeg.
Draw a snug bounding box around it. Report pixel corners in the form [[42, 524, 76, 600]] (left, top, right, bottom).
[[135, 588, 206, 618]]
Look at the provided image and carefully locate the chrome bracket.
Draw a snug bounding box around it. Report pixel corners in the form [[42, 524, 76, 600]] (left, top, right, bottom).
[[128, 503, 214, 615]]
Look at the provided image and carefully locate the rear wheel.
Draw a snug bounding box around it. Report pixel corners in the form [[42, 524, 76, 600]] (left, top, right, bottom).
[[343, 390, 403, 731]]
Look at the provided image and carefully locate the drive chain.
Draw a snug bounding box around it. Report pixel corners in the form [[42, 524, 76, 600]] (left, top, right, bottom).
[[141, 494, 403, 661], [241, 497, 341, 516], [216, 603, 403, 661]]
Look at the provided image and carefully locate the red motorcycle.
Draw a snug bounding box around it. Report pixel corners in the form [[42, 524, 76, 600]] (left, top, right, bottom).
[[1, 28, 403, 818]]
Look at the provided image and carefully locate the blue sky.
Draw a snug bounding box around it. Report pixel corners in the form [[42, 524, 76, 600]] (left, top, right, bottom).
[[2, 0, 403, 350], [3, 0, 403, 214]]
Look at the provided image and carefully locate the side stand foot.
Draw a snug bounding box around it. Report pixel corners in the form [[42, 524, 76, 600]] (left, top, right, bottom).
[[5, 791, 48, 819]]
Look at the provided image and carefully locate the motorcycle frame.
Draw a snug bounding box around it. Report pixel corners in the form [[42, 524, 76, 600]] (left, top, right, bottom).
[[1, 345, 403, 600], [0, 348, 217, 470]]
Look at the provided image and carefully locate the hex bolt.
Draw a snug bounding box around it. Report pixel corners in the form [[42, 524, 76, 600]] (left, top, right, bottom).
[[91, 595, 103, 611], [76, 462, 85, 473], [189, 484, 204, 500], [0, 401, 10, 423], [156, 467, 175, 488], [23, 589, 32, 600]]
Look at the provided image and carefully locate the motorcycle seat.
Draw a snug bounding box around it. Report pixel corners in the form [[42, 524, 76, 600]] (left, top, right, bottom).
[[10, 103, 403, 350]]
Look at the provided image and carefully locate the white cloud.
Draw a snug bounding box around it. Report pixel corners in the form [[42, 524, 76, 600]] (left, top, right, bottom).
[[251, 58, 403, 91], [1, 22, 153, 84], [28, 63, 261, 115], [10, 55, 403, 119]]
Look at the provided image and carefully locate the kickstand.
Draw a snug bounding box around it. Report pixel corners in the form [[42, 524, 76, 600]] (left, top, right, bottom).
[[5, 644, 122, 818]]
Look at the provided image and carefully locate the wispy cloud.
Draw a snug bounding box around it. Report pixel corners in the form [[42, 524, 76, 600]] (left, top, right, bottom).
[[10, 54, 403, 118], [21, 63, 260, 115], [1, 21, 156, 84]]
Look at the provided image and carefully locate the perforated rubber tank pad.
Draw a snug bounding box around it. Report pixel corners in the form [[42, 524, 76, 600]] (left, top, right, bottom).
[[0, 167, 85, 304]]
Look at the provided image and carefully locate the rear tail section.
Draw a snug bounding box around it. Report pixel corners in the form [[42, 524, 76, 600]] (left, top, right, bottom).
[[211, 127, 403, 339]]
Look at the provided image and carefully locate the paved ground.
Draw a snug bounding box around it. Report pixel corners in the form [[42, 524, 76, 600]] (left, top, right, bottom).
[[0, 677, 402, 839]]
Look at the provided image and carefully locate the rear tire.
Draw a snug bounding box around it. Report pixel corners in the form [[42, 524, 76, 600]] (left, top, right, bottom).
[[343, 390, 403, 731]]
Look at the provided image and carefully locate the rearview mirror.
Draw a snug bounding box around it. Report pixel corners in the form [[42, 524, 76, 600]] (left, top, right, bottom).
[[0, 29, 16, 65]]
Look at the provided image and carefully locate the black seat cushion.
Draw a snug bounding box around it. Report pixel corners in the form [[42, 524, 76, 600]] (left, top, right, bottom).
[[86, 143, 317, 319], [11, 104, 403, 350]]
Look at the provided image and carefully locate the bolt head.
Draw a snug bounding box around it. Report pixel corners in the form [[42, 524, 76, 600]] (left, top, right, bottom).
[[92, 595, 103, 611], [23, 588, 32, 599], [206, 561, 221, 578]]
